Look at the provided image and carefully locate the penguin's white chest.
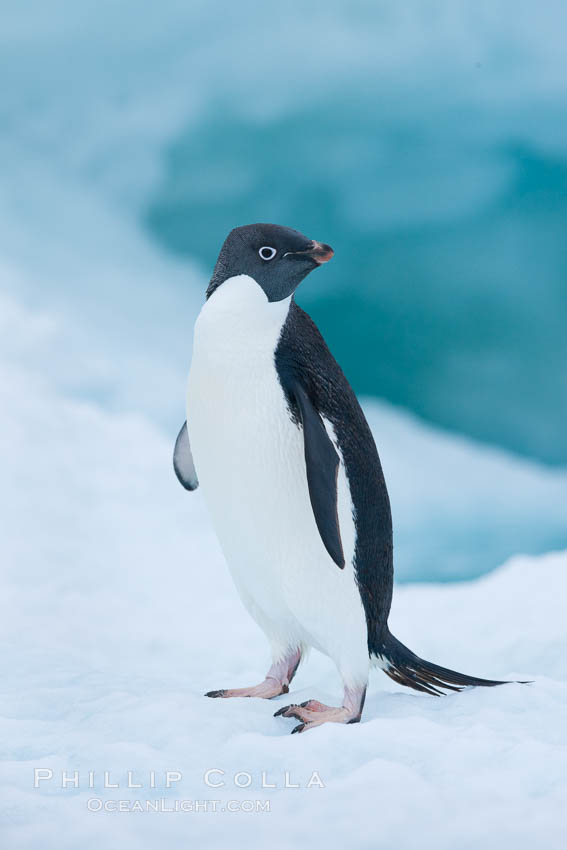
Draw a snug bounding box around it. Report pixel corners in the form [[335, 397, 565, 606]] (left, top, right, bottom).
[[186, 276, 365, 662]]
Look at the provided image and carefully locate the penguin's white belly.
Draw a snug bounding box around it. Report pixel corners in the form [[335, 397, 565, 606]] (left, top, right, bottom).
[[186, 277, 368, 679]]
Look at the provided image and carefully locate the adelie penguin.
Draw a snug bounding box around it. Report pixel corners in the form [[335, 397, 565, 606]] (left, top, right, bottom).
[[174, 223, 509, 733]]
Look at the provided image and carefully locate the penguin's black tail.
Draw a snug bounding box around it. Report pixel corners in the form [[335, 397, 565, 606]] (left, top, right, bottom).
[[376, 629, 508, 695]]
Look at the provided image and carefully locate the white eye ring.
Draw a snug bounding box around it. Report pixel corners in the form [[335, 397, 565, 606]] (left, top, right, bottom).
[[259, 246, 277, 261]]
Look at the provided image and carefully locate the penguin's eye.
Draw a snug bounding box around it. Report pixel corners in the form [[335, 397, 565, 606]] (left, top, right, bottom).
[[259, 246, 277, 261]]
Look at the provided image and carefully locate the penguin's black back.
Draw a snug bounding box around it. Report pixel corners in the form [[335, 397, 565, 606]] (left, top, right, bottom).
[[275, 300, 393, 653]]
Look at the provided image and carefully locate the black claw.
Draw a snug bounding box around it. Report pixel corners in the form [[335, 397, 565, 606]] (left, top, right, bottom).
[[205, 690, 226, 698], [274, 704, 293, 717], [300, 700, 310, 707], [291, 723, 306, 734]]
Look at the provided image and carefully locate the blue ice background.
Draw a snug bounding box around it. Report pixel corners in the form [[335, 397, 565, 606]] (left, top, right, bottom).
[[1, 0, 566, 581]]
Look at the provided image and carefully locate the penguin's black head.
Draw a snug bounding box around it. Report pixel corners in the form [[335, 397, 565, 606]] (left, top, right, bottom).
[[206, 223, 333, 302]]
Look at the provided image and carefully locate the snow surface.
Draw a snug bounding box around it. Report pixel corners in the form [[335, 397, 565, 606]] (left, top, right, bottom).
[[1, 290, 566, 849]]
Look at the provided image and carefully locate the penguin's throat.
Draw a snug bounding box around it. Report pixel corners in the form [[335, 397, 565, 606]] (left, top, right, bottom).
[[194, 275, 291, 358]]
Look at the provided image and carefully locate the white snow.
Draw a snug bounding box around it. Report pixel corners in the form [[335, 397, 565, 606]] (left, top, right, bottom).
[[1, 290, 566, 850]]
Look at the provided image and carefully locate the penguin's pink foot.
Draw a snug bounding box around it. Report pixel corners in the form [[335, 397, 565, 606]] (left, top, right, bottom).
[[205, 648, 301, 701], [273, 700, 354, 731], [274, 686, 367, 733], [206, 678, 289, 699]]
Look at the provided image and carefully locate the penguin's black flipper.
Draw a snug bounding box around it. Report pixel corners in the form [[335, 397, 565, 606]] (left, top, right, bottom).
[[173, 421, 199, 491], [291, 381, 345, 569]]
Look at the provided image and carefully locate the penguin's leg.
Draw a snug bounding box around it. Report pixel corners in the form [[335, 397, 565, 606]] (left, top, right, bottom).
[[274, 681, 367, 733], [274, 641, 368, 733], [205, 645, 302, 700]]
